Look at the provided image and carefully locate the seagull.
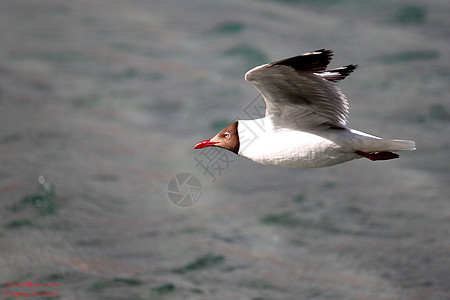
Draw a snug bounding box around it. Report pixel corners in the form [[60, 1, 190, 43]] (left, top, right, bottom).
[[194, 49, 415, 168]]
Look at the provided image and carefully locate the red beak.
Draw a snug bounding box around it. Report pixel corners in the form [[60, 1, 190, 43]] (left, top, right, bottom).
[[194, 139, 218, 149]]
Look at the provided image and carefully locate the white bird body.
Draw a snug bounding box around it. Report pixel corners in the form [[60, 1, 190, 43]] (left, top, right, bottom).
[[194, 49, 415, 168], [237, 118, 414, 168]]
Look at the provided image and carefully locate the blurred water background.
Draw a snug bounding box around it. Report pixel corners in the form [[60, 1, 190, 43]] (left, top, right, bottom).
[[0, 0, 449, 299]]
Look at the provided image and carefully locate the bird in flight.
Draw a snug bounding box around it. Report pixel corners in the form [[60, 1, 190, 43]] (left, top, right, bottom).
[[194, 49, 415, 168]]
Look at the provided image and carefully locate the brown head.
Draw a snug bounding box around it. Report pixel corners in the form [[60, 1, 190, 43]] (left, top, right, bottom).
[[194, 121, 240, 154]]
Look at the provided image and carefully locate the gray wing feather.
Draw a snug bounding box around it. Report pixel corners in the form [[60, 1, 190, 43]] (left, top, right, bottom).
[[245, 50, 354, 130]]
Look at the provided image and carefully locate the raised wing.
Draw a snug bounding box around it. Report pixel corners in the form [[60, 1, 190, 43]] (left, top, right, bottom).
[[245, 49, 357, 130]]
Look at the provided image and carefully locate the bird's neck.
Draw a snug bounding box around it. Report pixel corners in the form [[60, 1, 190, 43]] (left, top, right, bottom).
[[237, 118, 273, 156]]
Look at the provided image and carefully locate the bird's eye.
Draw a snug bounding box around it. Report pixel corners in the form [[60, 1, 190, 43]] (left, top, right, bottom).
[[224, 132, 231, 139]]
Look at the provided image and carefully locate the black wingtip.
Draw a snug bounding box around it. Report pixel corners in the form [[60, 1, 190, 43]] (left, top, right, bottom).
[[320, 64, 358, 82], [315, 49, 333, 57], [345, 64, 358, 73], [337, 64, 358, 76], [272, 49, 334, 72]]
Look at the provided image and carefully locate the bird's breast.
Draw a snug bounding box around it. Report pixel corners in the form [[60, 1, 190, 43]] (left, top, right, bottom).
[[238, 130, 356, 168]]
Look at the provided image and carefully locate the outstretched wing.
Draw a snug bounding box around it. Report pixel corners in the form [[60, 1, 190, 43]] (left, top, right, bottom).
[[245, 49, 357, 130]]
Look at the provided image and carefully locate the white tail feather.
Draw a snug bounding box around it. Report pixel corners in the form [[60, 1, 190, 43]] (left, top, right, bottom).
[[384, 139, 416, 151], [362, 139, 416, 152], [349, 129, 416, 152]]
